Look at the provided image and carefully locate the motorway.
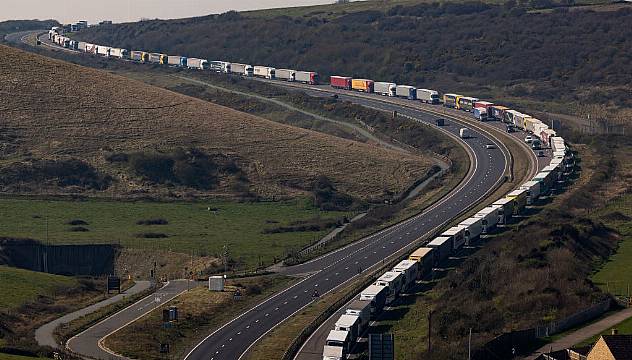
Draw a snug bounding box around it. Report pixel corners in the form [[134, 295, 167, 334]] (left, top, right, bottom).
[[9, 32, 545, 360]]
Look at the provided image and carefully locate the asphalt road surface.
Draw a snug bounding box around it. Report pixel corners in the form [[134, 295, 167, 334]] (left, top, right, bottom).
[[67, 280, 197, 359], [7, 34, 545, 360], [35, 281, 151, 349]]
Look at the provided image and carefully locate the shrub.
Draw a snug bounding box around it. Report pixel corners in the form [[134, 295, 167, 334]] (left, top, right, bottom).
[[135, 232, 168, 239], [136, 218, 169, 225], [69, 226, 90, 232]]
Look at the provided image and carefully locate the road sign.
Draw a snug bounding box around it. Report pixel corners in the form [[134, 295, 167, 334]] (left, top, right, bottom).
[[369, 333, 394, 360], [107, 276, 121, 294]]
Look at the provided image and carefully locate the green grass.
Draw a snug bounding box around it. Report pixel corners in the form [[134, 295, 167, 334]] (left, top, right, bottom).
[[0, 265, 77, 310], [590, 195, 632, 296], [0, 197, 350, 269], [575, 315, 632, 347]]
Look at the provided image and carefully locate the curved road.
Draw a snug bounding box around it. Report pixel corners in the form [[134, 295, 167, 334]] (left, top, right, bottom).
[[35, 281, 151, 349], [7, 33, 543, 360]]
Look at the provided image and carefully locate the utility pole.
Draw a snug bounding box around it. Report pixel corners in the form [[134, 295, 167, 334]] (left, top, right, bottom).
[[223, 244, 229, 274], [427, 310, 432, 354], [468, 328, 472, 360]]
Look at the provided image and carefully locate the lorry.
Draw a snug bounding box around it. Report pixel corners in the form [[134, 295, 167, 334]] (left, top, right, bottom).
[[374, 82, 397, 97], [345, 300, 371, 334], [335, 314, 361, 342], [253, 66, 276, 79], [473, 107, 488, 121], [295, 71, 319, 85], [540, 129, 557, 146], [514, 113, 533, 130], [375, 271, 403, 302], [230, 63, 253, 76], [443, 93, 461, 108], [359, 284, 388, 316], [276, 69, 296, 82], [77, 41, 87, 52], [457, 96, 479, 112], [167, 55, 187, 67], [408, 247, 434, 278], [97, 46, 111, 57], [427, 236, 452, 264], [417, 88, 440, 104], [130, 51, 148, 62], [458, 217, 483, 245], [351, 79, 374, 93], [323, 330, 350, 360], [392, 260, 418, 291], [520, 180, 541, 205], [209, 61, 230, 73], [504, 109, 521, 125], [489, 105, 509, 121], [506, 188, 529, 215], [330, 76, 352, 90], [441, 225, 466, 250], [492, 197, 514, 224], [459, 128, 470, 139], [148, 53, 166, 64], [185, 58, 209, 70], [109, 48, 129, 59], [395, 85, 416, 100], [473, 206, 500, 233]]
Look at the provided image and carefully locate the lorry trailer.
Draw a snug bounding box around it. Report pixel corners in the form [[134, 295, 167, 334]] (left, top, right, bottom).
[[109, 48, 128, 59], [473, 206, 500, 233], [276, 69, 296, 82], [186, 58, 209, 70], [443, 93, 461, 108], [458, 217, 483, 244], [396, 85, 416, 100], [323, 330, 350, 360], [346, 300, 371, 330], [408, 247, 434, 277], [230, 63, 254, 76], [427, 236, 452, 264], [359, 285, 387, 315], [374, 82, 396, 97], [330, 76, 352, 90], [295, 71, 319, 84], [253, 66, 276, 79], [457, 96, 479, 112], [441, 225, 466, 250], [351, 79, 374, 93], [417, 88, 440, 104], [167, 55, 187, 67], [492, 197, 514, 224], [375, 271, 404, 301], [520, 180, 541, 205], [335, 314, 361, 341], [392, 260, 418, 290], [147, 53, 166, 64]]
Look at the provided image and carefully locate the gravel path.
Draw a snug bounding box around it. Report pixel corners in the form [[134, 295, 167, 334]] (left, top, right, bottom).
[[35, 280, 151, 349]]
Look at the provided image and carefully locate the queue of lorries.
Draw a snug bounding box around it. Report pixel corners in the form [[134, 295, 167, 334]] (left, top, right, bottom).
[[47, 26, 572, 360]]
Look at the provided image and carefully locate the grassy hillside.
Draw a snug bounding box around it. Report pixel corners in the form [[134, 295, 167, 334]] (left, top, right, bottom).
[[0, 44, 431, 202], [73, 2, 632, 127], [0, 265, 77, 310]]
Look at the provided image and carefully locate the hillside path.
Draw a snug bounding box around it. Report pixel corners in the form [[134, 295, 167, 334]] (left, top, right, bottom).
[[35, 280, 151, 349], [524, 307, 632, 359]]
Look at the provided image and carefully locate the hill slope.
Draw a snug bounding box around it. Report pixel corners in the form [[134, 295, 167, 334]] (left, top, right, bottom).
[[0, 45, 431, 200]]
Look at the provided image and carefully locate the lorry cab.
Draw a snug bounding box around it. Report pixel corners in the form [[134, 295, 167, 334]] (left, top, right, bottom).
[[244, 65, 254, 77], [323, 330, 350, 360]]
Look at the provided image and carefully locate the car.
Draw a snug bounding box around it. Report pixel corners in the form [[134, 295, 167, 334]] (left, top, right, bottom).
[[538, 151, 545, 157], [485, 144, 496, 149], [330, 94, 339, 99], [436, 118, 445, 126], [506, 125, 514, 133], [524, 135, 533, 143]]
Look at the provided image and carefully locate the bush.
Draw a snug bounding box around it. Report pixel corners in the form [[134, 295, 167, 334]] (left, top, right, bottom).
[[0, 159, 111, 190], [67, 219, 88, 226], [136, 218, 169, 225], [135, 232, 168, 238], [69, 226, 90, 232]]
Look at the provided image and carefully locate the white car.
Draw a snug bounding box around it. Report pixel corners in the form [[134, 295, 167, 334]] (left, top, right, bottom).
[[524, 135, 533, 143], [485, 144, 495, 149]]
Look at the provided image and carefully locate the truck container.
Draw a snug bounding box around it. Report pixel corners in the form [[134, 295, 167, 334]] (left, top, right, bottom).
[[392, 260, 418, 291], [540, 129, 557, 146], [351, 79, 374, 93], [167, 55, 186, 67], [330, 76, 352, 90], [525, 117, 543, 133], [186, 58, 209, 70], [359, 284, 387, 315], [345, 299, 371, 333], [427, 236, 452, 264], [533, 122, 548, 138], [506, 188, 529, 215], [417, 88, 440, 104], [110, 48, 129, 59], [77, 41, 87, 52], [457, 96, 479, 112], [459, 128, 470, 139], [473, 107, 488, 121], [335, 314, 360, 342], [374, 82, 397, 96], [458, 217, 483, 244], [408, 247, 434, 278], [147, 53, 166, 64], [533, 171, 553, 194], [473, 205, 500, 233], [295, 71, 319, 85], [130, 51, 148, 62], [520, 180, 541, 205], [490, 105, 510, 121], [504, 109, 521, 126], [551, 137, 566, 152], [443, 94, 461, 108], [230, 63, 254, 76], [375, 271, 403, 303], [441, 225, 466, 250], [323, 330, 350, 360], [208, 61, 230, 73], [492, 197, 514, 224], [276, 69, 296, 82], [84, 42, 95, 54], [514, 113, 533, 130], [253, 66, 275, 79], [396, 85, 416, 100], [474, 101, 494, 110], [97, 46, 111, 57]]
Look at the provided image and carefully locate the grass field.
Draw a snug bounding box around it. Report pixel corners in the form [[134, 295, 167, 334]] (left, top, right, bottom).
[[591, 194, 632, 297], [0, 265, 77, 309], [0, 197, 350, 269], [0, 354, 45, 360]]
